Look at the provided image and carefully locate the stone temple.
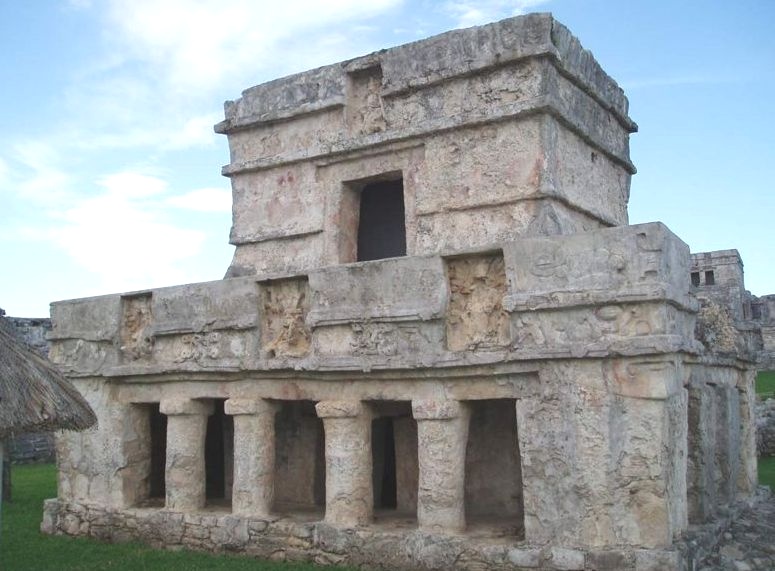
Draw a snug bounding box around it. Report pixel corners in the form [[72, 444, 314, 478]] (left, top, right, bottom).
[[41, 14, 761, 571]]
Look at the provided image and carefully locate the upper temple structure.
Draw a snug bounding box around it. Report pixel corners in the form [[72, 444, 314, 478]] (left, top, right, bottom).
[[41, 14, 762, 571]]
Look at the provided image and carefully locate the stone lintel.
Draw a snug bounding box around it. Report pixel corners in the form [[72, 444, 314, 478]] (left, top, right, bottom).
[[225, 398, 277, 416], [315, 400, 368, 419], [412, 399, 464, 420], [160, 398, 214, 416]]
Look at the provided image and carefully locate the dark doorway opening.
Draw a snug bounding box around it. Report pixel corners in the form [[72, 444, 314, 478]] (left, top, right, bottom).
[[465, 399, 524, 538], [205, 399, 233, 507], [357, 178, 406, 262], [273, 400, 326, 516], [372, 417, 397, 509], [149, 403, 167, 500], [369, 401, 417, 523]]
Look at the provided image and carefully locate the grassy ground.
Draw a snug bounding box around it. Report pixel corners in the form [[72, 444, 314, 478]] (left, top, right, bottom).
[[756, 370, 775, 399], [0, 463, 352, 571], [760, 457, 775, 491]]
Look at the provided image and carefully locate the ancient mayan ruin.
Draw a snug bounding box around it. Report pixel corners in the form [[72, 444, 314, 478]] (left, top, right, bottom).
[[40, 14, 766, 571]]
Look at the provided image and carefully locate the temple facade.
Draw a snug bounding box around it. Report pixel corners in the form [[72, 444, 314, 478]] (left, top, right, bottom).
[[41, 14, 760, 571]]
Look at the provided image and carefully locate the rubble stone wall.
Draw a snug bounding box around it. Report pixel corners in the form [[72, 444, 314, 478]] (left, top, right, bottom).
[[0, 314, 57, 463], [757, 398, 775, 457]]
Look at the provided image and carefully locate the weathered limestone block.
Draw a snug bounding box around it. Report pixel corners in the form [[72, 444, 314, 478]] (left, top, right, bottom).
[[161, 398, 214, 511], [412, 400, 470, 533], [226, 398, 278, 517], [315, 401, 373, 526], [609, 359, 688, 548], [504, 222, 694, 311], [308, 255, 447, 326], [56, 378, 132, 509], [517, 359, 687, 548], [49, 295, 121, 375]]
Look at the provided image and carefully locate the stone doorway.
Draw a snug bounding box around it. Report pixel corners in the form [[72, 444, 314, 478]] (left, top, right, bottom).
[[273, 400, 326, 516], [371, 401, 418, 525], [464, 399, 524, 538], [204, 399, 233, 509]]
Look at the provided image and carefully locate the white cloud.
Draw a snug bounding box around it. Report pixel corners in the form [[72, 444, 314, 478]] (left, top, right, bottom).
[[161, 113, 221, 150], [166, 187, 232, 213], [97, 172, 168, 199], [45, 171, 207, 293], [104, 0, 403, 94], [4, 141, 73, 205], [443, 0, 550, 28]]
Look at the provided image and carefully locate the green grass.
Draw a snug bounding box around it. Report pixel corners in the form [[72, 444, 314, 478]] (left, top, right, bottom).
[[760, 457, 775, 491], [1, 463, 352, 571], [756, 370, 775, 399]]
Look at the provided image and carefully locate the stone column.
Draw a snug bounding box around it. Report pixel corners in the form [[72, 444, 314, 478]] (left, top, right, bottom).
[[160, 398, 213, 512], [412, 399, 470, 533], [315, 401, 373, 526], [225, 398, 278, 517]]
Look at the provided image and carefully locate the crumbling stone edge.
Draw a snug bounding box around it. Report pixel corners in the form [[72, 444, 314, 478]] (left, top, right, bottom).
[[41, 494, 770, 571]]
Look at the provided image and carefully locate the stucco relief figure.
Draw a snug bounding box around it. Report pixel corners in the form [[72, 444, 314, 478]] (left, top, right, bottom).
[[446, 255, 510, 351], [120, 295, 153, 361], [262, 280, 311, 358]]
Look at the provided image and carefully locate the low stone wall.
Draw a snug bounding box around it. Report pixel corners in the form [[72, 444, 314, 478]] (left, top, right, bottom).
[[757, 398, 775, 457], [41, 500, 683, 571], [8, 432, 56, 464], [0, 314, 57, 463]]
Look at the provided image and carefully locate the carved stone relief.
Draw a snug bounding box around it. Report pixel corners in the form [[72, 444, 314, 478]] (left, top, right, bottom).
[[446, 254, 510, 351], [120, 294, 153, 361], [261, 279, 311, 358], [174, 332, 222, 363]]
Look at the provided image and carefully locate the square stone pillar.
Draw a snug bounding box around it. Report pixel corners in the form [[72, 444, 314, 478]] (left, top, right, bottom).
[[315, 400, 373, 527], [160, 398, 214, 512], [412, 399, 470, 533], [225, 398, 278, 517]]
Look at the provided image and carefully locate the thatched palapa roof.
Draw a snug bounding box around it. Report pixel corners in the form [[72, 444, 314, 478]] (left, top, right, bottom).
[[0, 323, 96, 439]]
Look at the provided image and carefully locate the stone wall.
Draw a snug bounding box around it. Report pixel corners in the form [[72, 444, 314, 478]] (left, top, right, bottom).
[[0, 310, 57, 464], [41, 499, 686, 571], [757, 398, 775, 457]]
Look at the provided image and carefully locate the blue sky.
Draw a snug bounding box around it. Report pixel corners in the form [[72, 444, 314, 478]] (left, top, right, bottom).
[[1, 0, 773, 317]]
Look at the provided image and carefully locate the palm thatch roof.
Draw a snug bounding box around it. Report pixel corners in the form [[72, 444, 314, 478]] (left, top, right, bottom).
[[0, 323, 96, 439]]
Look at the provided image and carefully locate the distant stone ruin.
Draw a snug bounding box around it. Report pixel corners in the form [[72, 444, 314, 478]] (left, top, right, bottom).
[[0, 311, 57, 464], [41, 14, 765, 571]]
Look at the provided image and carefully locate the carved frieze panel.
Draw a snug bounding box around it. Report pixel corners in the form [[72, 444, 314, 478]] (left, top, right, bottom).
[[260, 278, 311, 358], [446, 253, 510, 351], [511, 303, 691, 358], [314, 320, 444, 357], [151, 330, 249, 366], [120, 294, 153, 362]]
